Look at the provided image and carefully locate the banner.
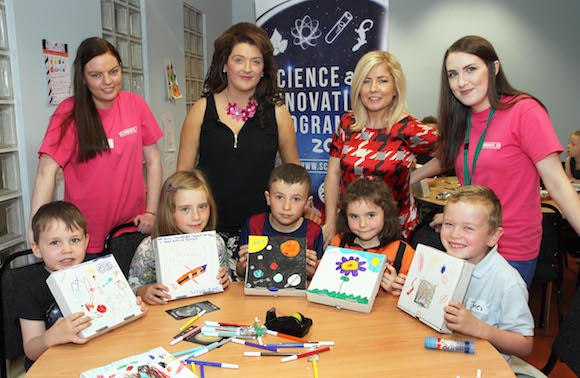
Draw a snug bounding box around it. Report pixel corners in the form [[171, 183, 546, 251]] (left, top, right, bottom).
[[256, 0, 389, 221]]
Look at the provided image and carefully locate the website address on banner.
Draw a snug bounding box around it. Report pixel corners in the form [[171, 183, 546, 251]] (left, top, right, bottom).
[[301, 159, 328, 174]]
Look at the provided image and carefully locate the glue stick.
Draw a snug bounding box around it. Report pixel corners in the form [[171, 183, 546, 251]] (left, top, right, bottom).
[[424, 337, 475, 354]]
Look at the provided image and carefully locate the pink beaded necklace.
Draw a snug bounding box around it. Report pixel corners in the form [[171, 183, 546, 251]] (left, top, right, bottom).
[[225, 88, 257, 122]]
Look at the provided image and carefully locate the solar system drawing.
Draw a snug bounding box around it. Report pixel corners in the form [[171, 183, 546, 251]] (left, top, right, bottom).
[[154, 231, 223, 301], [397, 244, 474, 333], [46, 255, 143, 339], [244, 236, 307, 297], [307, 246, 387, 313]]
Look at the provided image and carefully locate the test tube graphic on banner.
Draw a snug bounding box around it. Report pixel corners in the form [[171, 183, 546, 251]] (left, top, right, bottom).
[[325, 11, 353, 44]]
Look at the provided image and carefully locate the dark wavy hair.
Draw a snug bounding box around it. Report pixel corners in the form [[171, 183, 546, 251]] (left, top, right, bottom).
[[203, 22, 283, 127], [438, 35, 545, 168], [337, 177, 401, 247], [58, 37, 122, 162]]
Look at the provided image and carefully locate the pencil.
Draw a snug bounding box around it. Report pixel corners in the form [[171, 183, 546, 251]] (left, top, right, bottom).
[[313, 359, 319, 378]]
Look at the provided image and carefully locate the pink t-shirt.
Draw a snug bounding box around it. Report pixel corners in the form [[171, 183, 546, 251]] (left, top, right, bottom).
[[39, 91, 163, 253], [454, 96, 562, 261]]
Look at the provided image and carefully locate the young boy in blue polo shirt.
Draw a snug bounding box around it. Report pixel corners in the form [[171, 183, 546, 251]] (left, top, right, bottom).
[[236, 163, 323, 279], [440, 186, 534, 363]]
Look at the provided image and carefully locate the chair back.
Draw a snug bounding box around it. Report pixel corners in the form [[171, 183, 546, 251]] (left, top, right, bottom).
[[534, 204, 564, 285], [0, 250, 36, 378], [551, 284, 580, 375], [103, 222, 146, 278]]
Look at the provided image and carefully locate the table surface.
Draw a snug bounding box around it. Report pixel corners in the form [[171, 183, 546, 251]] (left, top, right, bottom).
[[26, 283, 514, 377], [414, 176, 560, 212]]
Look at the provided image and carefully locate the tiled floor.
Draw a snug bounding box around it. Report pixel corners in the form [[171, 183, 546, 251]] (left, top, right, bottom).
[[524, 256, 578, 377]]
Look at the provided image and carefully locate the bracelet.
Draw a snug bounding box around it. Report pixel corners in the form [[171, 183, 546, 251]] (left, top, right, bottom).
[[145, 211, 157, 216]]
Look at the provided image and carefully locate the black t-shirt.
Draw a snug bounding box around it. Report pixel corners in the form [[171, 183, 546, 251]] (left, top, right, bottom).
[[198, 94, 279, 233]]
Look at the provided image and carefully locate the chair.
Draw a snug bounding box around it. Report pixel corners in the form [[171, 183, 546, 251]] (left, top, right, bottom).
[[102, 222, 147, 278], [532, 203, 565, 331], [0, 249, 36, 378], [540, 283, 580, 376]]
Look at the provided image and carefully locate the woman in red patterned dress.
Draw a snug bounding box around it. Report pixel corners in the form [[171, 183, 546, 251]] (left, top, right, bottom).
[[323, 51, 437, 245]]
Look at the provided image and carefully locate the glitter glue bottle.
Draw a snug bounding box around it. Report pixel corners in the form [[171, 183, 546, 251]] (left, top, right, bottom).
[[424, 337, 475, 354]]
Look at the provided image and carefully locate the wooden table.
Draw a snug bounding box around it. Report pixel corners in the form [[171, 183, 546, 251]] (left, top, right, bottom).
[[414, 176, 561, 214], [27, 283, 514, 377]]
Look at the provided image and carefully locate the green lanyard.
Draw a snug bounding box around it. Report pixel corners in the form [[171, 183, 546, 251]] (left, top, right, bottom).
[[463, 107, 496, 186]]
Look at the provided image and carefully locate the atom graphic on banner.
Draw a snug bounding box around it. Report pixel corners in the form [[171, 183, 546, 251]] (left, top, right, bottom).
[[291, 15, 322, 50]]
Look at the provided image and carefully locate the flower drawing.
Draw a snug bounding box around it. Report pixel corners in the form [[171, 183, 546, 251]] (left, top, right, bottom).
[[336, 256, 367, 277]]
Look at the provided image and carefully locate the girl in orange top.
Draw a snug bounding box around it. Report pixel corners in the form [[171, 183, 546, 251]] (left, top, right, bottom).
[[330, 176, 414, 295]]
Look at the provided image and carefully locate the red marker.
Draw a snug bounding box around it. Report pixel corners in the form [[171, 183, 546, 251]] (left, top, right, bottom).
[[281, 346, 331, 362]]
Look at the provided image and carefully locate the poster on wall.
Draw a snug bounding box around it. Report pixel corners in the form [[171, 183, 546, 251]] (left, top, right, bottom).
[[255, 0, 389, 221], [42, 39, 71, 105]]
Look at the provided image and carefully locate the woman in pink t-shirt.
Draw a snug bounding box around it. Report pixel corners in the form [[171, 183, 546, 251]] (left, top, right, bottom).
[[413, 35, 580, 287], [28, 37, 163, 254]]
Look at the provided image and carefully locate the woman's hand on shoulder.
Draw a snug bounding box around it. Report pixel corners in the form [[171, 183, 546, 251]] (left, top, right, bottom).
[[134, 212, 155, 235], [177, 97, 207, 171], [275, 104, 300, 164], [321, 223, 336, 249]]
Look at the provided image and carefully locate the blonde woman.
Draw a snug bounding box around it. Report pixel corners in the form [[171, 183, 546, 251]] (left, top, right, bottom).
[[323, 51, 437, 245]]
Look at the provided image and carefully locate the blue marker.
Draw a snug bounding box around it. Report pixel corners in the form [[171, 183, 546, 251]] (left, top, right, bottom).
[[425, 337, 475, 354]]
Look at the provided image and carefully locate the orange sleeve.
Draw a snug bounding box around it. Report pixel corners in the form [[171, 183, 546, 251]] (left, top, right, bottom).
[[330, 234, 342, 247]]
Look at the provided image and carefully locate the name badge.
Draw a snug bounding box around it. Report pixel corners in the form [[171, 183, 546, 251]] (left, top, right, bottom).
[[482, 141, 501, 150], [465, 298, 489, 315]]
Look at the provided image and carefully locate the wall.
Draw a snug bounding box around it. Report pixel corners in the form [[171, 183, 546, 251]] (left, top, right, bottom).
[[11, 0, 233, 230], [234, 0, 580, 151], [12, 0, 101, 227]]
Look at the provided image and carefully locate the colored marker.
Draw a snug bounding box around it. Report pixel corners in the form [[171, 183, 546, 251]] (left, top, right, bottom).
[[172, 345, 205, 358], [231, 338, 279, 352], [264, 343, 319, 348], [184, 360, 239, 369], [281, 346, 331, 363], [244, 351, 295, 357], [313, 358, 319, 378], [193, 336, 234, 357], [171, 325, 203, 346], [424, 337, 475, 354], [266, 329, 309, 343], [205, 321, 251, 327], [180, 309, 207, 331]]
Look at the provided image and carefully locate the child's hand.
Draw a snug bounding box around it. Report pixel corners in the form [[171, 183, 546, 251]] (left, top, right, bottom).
[[136, 283, 171, 305], [236, 244, 249, 278], [306, 249, 318, 277], [45, 312, 91, 346], [217, 266, 230, 289], [381, 264, 407, 295], [136, 296, 148, 315], [444, 301, 483, 338]]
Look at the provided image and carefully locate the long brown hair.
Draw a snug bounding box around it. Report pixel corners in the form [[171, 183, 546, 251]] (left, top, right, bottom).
[[438, 35, 546, 168], [337, 177, 401, 247], [58, 37, 122, 162], [154, 170, 217, 238], [203, 22, 283, 127]]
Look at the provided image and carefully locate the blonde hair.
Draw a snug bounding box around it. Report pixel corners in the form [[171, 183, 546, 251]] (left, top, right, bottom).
[[572, 130, 580, 138], [445, 185, 502, 232], [350, 51, 408, 131], [155, 170, 217, 237]]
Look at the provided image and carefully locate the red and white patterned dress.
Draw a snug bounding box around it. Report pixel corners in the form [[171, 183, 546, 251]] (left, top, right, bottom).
[[329, 112, 437, 239]]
